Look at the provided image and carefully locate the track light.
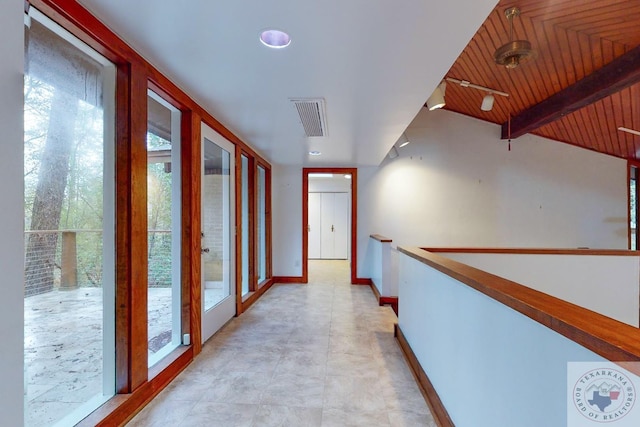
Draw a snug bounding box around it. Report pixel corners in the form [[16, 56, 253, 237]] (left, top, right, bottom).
[[398, 132, 411, 148], [445, 77, 508, 112], [481, 94, 495, 111], [426, 81, 446, 111]]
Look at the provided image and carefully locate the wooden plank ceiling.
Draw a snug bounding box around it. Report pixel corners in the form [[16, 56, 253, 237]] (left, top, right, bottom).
[[443, 0, 640, 159]]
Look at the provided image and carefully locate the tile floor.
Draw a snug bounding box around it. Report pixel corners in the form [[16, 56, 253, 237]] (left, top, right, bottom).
[[128, 260, 436, 427]]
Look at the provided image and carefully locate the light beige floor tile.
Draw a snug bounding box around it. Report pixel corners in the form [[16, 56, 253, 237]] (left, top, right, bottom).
[[251, 405, 323, 427], [127, 399, 196, 426], [199, 371, 272, 404], [387, 410, 438, 427], [323, 375, 387, 412], [320, 408, 391, 427], [274, 349, 328, 378], [261, 372, 326, 408], [161, 375, 215, 402], [326, 352, 380, 378], [221, 349, 283, 374], [180, 402, 258, 427], [383, 379, 431, 415], [128, 260, 434, 427], [328, 333, 373, 357]]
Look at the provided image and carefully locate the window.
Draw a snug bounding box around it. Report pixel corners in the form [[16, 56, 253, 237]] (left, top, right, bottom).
[[146, 91, 182, 366], [24, 8, 116, 425], [257, 165, 267, 284], [630, 164, 638, 250], [241, 154, 250, 296]]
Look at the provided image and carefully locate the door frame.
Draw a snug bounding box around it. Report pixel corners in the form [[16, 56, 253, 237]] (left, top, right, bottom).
[[200, 123, 236, 343], [302, 168, 360, 284]]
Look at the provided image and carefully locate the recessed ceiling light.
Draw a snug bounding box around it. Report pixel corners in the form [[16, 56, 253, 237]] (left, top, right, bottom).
[[259, 29, 291, 49], [309, 151, 321, 156]]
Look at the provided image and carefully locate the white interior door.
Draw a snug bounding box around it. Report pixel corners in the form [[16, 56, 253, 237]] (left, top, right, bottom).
[[333, 192, 349, 259], [320, 194, 335, 258], [201, 123, 235, 343], [308, 193, 322, 259], [314, 192, 349, 260]]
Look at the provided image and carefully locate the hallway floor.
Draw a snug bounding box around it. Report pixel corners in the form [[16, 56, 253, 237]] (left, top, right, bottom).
[[128, 260, 436, 426]]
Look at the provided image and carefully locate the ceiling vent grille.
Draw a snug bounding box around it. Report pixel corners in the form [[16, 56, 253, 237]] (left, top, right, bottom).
[[290, 98, 327, 137]]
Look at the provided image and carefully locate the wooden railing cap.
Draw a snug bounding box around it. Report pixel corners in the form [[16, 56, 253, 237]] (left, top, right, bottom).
[[398, 246, 640, 367], [370, 234, 392, 243]]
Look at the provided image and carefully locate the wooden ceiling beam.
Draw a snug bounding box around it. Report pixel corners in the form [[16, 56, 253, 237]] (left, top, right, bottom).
[[501, 44, 640, 139]]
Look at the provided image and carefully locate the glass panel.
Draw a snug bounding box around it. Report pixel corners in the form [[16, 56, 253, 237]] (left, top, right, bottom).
[[241, 155, 250, 296], [203, 138, 231, 310], [631, 166, 637, 250], [147, 91, 181, 366], [24, 10, 115, 426], [257, 165, 267, 284]]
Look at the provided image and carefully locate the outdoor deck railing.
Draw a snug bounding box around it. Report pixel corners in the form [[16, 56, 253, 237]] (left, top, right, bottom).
[[23, 229, 172, 296]]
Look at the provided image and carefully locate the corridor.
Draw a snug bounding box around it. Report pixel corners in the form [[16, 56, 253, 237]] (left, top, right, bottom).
[[128, 260, 435, 426]]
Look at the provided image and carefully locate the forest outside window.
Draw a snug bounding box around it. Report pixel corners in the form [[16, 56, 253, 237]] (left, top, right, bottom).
[[23, 7, 116, 426], [630, 163, 639, 250], [257, 164, 267, 284], [146, 90, 182, 367]]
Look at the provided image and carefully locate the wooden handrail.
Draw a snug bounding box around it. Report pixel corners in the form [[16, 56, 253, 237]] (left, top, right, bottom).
[[370, 234, 392, 243], [421, 247, 639, 256], [399, 246, 640, 367]]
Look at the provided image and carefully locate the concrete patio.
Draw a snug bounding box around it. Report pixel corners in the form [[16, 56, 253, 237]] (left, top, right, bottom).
[[25, 287, 225, 426]]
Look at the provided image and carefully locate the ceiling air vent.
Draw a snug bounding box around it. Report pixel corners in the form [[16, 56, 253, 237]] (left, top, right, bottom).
[[290, 98, 327, 137]]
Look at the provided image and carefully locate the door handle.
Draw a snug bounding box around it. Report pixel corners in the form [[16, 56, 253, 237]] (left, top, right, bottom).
[[331, 225, 334, 232], [201, 247, 210, 254]]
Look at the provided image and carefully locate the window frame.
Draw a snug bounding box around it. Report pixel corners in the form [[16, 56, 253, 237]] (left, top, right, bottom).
[[628, 160, 640, 250], [27, 1, 274, 424]]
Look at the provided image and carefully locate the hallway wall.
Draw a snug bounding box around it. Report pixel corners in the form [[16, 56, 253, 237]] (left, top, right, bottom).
[[273, 109, 627, 278], [358, 109, 627, 277], [0, 0, 25, 424]]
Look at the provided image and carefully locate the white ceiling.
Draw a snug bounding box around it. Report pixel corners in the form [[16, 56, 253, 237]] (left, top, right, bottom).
[[79, 0, 497, 166]]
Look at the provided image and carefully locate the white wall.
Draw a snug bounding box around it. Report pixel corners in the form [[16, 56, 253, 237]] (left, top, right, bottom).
[[399, 253, 605, 427], [0, 1, 25, 425], [358, 109, 627, 277], [443, 252, 640, 327], [272, 165, 303, 276], [273, 110, 627, 279], [308, 176, 352, 193]]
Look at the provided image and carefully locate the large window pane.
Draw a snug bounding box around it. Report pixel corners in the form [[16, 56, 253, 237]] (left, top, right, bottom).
[[257, 165, 267, 284], [631, 166, 637, 250], [24, 9, 115, 426], [241, 155, 250, 296], [202, 138, 232, 312], [147, 91, 181, 366]]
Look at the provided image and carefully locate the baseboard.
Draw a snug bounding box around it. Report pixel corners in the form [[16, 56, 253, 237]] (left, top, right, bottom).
[[394, 324, 455, 427], [352, 277, 373, 285], [239, 278, 276, 314], [78, 346, 193, 427], [370, 281, 381, 301], [380, 296, 398, 316], [272, 276, 305, 284], [366, 282, 398, 316]]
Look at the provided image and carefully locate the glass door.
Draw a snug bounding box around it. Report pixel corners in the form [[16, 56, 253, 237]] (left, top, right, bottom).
[[201, 124, 235, 342]]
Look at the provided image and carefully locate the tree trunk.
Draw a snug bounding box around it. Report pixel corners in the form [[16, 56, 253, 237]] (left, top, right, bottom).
[[24, 89, 78, 296]]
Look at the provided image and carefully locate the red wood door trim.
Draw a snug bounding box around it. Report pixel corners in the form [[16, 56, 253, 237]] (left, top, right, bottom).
[[302, 168, 359, 284]]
